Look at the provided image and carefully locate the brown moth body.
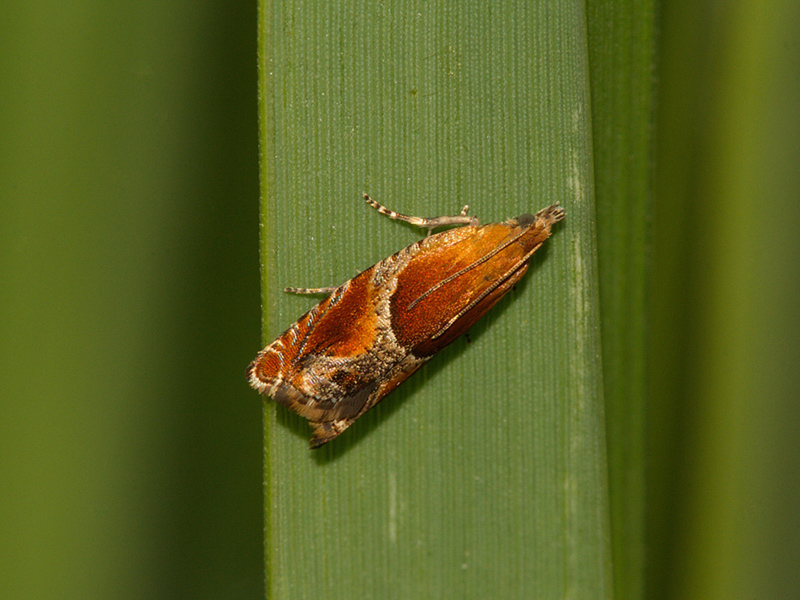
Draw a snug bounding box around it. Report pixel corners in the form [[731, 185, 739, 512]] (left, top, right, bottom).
[[247, 195, 565, 447]]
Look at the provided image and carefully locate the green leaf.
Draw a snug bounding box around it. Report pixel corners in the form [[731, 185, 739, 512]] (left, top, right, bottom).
[[586, 2, 657, 600], [259, 2, 611, 598], [649, 2, 800, 599]]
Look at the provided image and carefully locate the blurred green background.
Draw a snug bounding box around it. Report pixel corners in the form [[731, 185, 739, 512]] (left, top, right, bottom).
[[2, 1, 798, 599], [1, 2, 263, 598]]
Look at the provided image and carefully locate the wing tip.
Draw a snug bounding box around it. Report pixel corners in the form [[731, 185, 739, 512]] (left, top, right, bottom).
[[308, 419, 352, 449]]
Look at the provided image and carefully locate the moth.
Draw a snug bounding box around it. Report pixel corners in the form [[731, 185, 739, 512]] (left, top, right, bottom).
[[247, 195, 565, 447]]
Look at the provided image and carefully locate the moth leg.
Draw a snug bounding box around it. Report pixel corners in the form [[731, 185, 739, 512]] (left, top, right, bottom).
[[363, 193, 479, 235], [284, 286, 337, 295]]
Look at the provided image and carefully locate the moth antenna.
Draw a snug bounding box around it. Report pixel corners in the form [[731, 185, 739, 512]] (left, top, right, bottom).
[[363, 193, 478, 234], [285, 286, 337, 295]]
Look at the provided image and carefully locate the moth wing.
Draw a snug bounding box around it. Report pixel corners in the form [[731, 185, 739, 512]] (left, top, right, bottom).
[[304, 352, 428, 447], [308, 418, 355, 448], [247, 271, 410, 445]]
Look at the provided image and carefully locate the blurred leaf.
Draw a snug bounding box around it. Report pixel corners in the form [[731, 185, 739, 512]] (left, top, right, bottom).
[[0, 2, 262, 599], [651, 1, 800, 599], [586, 2, 657, 600]]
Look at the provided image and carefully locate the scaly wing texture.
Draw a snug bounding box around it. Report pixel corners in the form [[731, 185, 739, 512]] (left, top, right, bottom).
[[248, 205, 563, 446]]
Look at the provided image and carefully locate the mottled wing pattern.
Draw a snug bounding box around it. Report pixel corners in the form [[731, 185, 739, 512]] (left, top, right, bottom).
[[248, 201, 565, 447], [247, 254, 424, 447]]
